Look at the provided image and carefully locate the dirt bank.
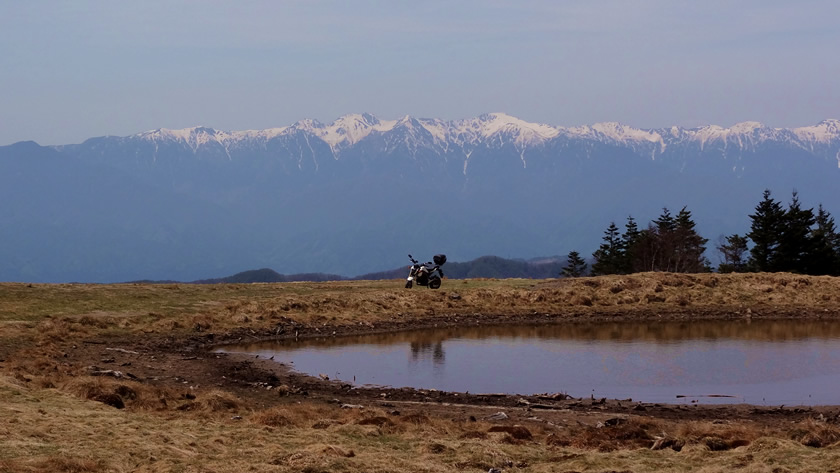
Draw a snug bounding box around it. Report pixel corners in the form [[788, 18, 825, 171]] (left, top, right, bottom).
[[50, 301, 840, 432]]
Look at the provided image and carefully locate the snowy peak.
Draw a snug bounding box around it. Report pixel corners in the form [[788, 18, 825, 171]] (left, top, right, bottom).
[[295, 113, 399, 148], [394, 115, 420, 128], [139, 126, 218, 141], [472, 112, 560, 144], [138, 126, 231, 152], [562, 122, 666, 156], [793, 119, 840, 144], [583, 122, 664, 144], [129, 115, 840, 156], [729, 121, 766, 133], [290, 118, 325, 132], [424, 112, 562, 148], [678, 122, 782, 150]]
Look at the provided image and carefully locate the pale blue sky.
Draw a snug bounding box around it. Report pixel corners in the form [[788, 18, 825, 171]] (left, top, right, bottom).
[[1, 0, 839, 145]]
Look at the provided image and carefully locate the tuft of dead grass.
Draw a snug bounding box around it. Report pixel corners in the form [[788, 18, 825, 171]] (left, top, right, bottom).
[[673, 420, 763, 451], [252, 407, 294, 427], [554, 418, 663, 451], [200, 389, 242, 412], [357, 416, 394, 427], [487, 425, 533, 440], [60, 376, 174, 411], [421, 442, 453, 455], [320, 445, 355, 458], [788, 419, 840, 448]]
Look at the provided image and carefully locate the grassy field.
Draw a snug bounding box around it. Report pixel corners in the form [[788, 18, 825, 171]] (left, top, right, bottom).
[[3, 273, 840, 472]]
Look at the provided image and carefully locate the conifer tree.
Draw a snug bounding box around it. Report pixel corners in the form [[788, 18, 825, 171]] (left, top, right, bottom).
[[776, 191, 815, 273], [717, 234, 749, 273], [561, 251, 588, 278], [653, 207, 677, 271], [654, 207, 676, 233], [673, 207, 709, 272], [623, 207, 707, 273], [620, 216, 640, 273], [591, 222, 624, 275], [809, 204, 840, 275], [630, 227, 658, 272], [747, 190, 785, 272]]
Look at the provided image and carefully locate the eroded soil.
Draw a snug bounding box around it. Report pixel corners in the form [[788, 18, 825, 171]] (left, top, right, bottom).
[[57, 305, 840, 431]]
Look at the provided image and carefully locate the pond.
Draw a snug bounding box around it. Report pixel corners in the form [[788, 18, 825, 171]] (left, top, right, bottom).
[[219, 319, 840, 405]]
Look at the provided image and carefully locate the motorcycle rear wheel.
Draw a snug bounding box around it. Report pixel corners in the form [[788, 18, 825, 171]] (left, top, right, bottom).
[[428, 277, 441, 289]]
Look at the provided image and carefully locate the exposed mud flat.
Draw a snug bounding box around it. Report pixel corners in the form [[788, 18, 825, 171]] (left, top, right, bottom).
[[61, 302, 840, 429]]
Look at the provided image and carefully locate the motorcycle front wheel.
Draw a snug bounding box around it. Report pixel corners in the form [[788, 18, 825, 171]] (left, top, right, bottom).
[[405, 280, 413, 289], [428, 277, 441, 289]]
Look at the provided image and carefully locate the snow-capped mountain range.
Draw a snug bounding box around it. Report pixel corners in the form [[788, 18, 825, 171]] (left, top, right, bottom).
[[126, 113, 840, 164], [2, 113, 840, 283]]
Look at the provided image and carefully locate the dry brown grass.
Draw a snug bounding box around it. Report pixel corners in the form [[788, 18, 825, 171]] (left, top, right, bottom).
[[788, 419, 840, 448], [547, 418, 663, 451], [4, 273, 840, 350], [5, 274, 840, 472], [673, 420, 765, 451], [3, 372, 840, 472]]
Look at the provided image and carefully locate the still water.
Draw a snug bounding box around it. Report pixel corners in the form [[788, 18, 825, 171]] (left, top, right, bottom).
[[220, 320, 840, 405]]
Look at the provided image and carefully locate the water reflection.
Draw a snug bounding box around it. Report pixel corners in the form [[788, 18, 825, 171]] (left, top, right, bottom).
[[219, 319, 840, 405], [410, 341, 445, 365]]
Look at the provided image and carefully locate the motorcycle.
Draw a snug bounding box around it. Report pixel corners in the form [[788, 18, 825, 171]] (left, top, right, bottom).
[[405, 254, 446, 289]]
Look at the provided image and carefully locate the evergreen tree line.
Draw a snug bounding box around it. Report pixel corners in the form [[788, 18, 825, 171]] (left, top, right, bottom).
[[580, 207, 710, 276], [719, 190, 840, 275], [561, 189, 840, 277]]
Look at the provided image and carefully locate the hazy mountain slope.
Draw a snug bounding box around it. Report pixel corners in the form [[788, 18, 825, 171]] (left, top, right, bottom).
[[2, 115, 838, 282]]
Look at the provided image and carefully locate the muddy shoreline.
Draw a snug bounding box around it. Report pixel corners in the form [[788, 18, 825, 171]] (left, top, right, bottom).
[[89, 305, 839, 428]]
